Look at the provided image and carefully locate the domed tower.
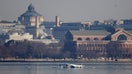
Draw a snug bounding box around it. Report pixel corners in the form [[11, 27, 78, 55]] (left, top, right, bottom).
[[18, 4, 44, 39], [18, 4, 44, 27]]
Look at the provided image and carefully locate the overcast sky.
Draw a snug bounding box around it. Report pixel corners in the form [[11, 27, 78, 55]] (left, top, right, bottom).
[[0, 0, 132, 22]]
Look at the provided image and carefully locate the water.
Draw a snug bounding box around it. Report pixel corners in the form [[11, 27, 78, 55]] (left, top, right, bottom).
[[0, 62, 132, 74]]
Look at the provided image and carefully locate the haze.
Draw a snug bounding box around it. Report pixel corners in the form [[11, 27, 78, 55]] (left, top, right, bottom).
[[0, 0, 132, 22]]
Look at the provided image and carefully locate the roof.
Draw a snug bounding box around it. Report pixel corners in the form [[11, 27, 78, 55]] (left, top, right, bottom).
[[69, 30, 111, 36], [42, 22, 55, 28], [21, 4, 41, 17], [119, 25, 132, 30], [61, 22, 82, 27], [53, 27, 81, 31], [21, 11, 41, 17], [126, 30, 132, 35]]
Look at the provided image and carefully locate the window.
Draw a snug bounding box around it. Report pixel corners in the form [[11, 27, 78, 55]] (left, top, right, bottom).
[[86, 38, 90, 41], [94, 38, 99, 41], [117, 34, 127, 40], [77, 37, 82, 41]]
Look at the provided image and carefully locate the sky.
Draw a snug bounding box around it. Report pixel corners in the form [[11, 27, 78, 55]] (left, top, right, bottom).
[[0, 0, 132, 22]]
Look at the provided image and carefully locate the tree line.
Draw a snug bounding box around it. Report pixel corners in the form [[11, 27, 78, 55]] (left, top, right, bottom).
[[0, 40, 66, 59]]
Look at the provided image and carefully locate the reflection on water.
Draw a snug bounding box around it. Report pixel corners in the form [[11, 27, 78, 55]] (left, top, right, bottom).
[[0, 62, 132, 74]]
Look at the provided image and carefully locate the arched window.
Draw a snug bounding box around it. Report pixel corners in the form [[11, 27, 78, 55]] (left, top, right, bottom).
[[94, 38, 99, 41], [117, 34, 127, 40], [86, 38, 90, 41], [77, 37, 82, 41]]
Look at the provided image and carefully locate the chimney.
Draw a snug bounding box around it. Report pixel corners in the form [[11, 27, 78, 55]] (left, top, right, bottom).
[[55, 16, 60, 27], [35, 16, 40, 38], [35, 16, 40, 28]]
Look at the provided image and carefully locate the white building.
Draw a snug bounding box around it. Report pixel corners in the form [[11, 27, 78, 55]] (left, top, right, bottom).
[[0, 22, 16, 33], [29, 39, 59, 45], [8, 33, 33, 41]]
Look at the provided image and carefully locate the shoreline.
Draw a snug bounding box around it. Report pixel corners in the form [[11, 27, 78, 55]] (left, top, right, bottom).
[[0, 58, 132, 63]]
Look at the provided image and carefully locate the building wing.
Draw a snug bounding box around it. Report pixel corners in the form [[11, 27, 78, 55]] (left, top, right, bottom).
[[70, 30, 111, 36]]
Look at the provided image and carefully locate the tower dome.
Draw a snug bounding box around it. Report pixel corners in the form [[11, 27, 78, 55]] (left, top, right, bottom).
[[18, 4, 44, 26], [21, 4, 41, 17], [28, 4, 35, 11]]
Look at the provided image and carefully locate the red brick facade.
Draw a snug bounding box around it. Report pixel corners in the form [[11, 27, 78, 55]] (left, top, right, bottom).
[[65, 29, 132, 58]]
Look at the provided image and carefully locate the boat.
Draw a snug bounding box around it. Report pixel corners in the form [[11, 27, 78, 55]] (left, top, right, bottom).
[[62, 63, 83, 68]]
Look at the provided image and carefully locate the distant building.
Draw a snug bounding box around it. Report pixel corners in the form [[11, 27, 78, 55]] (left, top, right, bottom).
[[41, 21, 55, 29], [0, 22, 16, 27], [116, 24, 132, 30], [0, 32, 33, 45], [18, 4, 44, 27], [123, 19, 132, 25], [8, 33, 33, 41], [29, 39, 59, 45], [0, 22, 16, 33], [18, 4, 45, 38], [65, 28, 132, 59], [88, 25, 107, 30], [40, 21, 55, 35], [52, 22, 83, 41]]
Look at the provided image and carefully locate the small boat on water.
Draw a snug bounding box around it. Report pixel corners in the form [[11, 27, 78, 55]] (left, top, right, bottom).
[[62, 63, 83, 68]]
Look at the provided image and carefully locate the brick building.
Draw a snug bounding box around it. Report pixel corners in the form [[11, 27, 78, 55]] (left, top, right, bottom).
[[65, 28, 132, 59]]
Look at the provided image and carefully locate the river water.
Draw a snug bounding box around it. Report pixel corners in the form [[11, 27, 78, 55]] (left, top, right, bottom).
[[0, 62, 132, 74]]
